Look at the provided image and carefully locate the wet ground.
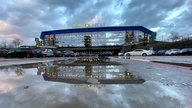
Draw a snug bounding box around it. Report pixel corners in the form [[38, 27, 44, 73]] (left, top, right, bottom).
[[127, 56, 192, 64], [0, 56, 192, 108]]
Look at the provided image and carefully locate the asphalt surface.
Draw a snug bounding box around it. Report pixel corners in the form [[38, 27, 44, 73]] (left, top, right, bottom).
[[128, 56, 192, 64], [0, 56, 192, 108]]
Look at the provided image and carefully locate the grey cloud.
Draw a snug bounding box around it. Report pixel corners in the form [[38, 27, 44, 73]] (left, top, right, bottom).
[[0, 0, 191, 45], [128, 0, 185, 10], [179, 1, 192, 27], [65, 0, 115, 27], [39, 0, 87, 13], [160, 0, 192, 36], [121, 0, 186, 27]]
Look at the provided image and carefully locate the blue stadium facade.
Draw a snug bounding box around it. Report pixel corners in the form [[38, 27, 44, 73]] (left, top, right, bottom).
[[40, 26, 156, 47], [40, 26, 156, 55]]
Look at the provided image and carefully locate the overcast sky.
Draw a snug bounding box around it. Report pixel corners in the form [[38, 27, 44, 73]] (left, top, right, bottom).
[[0, 0, 192, 45]]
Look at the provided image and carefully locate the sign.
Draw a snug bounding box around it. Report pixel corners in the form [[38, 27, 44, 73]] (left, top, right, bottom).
[[73, 23, 105, 28], [50, 34, 55, 39]]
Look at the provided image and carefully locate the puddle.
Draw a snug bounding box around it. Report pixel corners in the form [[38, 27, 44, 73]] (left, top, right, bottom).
[[40, 57, 145, 84], [0, 57, 145, 85], [0, 57, 190, 108]]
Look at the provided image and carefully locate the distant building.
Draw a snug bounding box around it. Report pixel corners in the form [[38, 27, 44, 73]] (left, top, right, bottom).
[[40, 26, 156, 47]]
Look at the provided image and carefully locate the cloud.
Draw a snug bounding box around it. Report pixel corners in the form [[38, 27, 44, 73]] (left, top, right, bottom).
[[39, 0, 87, 13], [0, 0, 191, 45], [121, 0, 185, 27], [0, 21, 23, 42], [0, 21, 13, 34]]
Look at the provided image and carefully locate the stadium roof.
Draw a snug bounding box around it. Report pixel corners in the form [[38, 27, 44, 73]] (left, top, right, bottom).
[[40, 26, 156, 39]]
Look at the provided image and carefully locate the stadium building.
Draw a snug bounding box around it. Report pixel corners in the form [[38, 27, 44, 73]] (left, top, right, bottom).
[[40, 26, 156, 55]]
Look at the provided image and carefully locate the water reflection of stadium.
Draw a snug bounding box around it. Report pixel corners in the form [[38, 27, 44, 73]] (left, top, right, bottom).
[[39, 58, 145, 84]]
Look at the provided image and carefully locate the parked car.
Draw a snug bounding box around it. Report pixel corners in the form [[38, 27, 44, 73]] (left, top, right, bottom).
[[124, 49, 153, 56], [54, 50, 63, 57], [118, 53, 124, 56], [32, 48, 44, 57], [165, 49, 180, 55], [0, 49, 8, 57], [62, 50, 75, 57], [41, 49, 54, 57], [149, 50, 155, 55], [179, 48, 192, 55], [5, 48, 34, 58], [156, 50, 167, 55]]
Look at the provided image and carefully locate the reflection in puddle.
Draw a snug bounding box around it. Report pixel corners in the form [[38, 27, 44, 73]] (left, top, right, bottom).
[[37, 57, 145, 84], [0, 57, 145, 85], [0, 57, 190, 108]]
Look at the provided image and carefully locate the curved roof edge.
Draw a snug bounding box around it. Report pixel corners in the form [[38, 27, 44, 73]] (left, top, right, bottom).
[[40, 26, 156, 39]]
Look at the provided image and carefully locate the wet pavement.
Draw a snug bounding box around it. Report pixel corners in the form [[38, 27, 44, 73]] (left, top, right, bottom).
[[0, 57, 192, 108], [127, 56, 192, 64]]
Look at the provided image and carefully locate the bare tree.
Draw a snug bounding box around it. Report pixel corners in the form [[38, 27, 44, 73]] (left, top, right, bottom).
[[169, 32, 181, 42], [12, 38, 23, 47], [0, 41, 8, 48]]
